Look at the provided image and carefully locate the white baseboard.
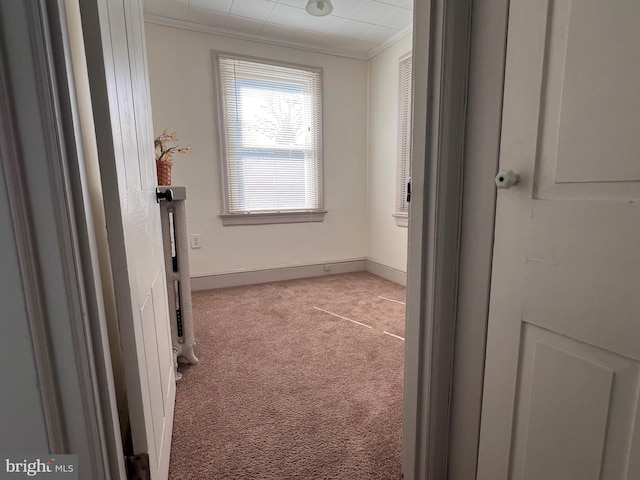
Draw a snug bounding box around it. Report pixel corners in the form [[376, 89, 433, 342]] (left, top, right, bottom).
[[191, 258, 407, 291], [365, 260, 407, 286], [191, 258, 367, 291]]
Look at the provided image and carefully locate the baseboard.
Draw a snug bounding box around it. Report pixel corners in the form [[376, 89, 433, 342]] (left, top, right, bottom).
[[365, 260, 407, 286], [191, 258, 368, 291]]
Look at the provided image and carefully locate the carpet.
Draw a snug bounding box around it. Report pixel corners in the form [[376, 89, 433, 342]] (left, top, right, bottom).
[[169, 272, 406, 479]]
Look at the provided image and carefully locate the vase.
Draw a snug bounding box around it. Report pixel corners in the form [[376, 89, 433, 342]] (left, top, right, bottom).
[[156, 160, 173, 186]]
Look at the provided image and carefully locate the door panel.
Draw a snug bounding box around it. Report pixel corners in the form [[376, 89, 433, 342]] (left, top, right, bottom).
[[554, 2, 640, 183], [523, 202, 640, 361], [141, 271, 174, 471], [477, 0, 640, 479], [152, 273, 174, 404], [533, 0, 640, 199], [82, 0, 175, 478], [520, 339, 612, 480], [509, 325, 640, 480], [140, 291, 162, 463]]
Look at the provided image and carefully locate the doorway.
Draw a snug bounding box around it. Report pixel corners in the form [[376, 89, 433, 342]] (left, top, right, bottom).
[[17, 0, 508, 478]]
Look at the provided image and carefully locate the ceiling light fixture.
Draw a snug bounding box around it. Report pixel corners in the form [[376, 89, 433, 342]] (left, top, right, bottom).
[[306, 0, 333, 16]]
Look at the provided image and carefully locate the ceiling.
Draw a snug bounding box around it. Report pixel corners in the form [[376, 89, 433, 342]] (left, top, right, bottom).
[[143, 0, 414, 59]]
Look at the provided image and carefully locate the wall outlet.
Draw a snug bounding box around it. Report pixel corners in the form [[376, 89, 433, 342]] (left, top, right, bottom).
[[324, 264, 332, 272], [190, 234, 202, 249]]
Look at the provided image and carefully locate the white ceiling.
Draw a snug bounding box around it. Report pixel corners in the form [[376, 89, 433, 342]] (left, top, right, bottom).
[[143, 0, 414, 59]]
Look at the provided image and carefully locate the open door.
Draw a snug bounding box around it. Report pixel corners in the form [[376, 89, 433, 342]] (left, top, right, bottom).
[[80, 0, 175, 477], [477, 1, 640, 479]]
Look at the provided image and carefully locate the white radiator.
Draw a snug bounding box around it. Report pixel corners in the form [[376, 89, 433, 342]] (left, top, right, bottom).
[[157, 186, 198, 381]]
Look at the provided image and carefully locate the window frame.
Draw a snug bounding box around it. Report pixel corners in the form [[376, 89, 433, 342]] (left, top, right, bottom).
[[212, 51, 326, 226], [394, 53, 413, 228]]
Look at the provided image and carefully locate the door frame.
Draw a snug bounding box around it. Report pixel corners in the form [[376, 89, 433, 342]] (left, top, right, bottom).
[[402, 0, 472, 478], [14, 0, 511, 478], [403, 0, 509, 479], [446, 0, 509, 479], [0, 0, 125, 478]]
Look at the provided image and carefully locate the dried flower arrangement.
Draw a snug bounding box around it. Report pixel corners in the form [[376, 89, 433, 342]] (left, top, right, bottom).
[[154, 130, 192, 186], [155, 130, 192, 162]]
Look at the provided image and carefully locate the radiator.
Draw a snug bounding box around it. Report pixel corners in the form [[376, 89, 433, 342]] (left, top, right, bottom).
[[158, 186, 198, 381]]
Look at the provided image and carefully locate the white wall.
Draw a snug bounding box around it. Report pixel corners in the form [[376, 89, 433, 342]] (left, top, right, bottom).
[[367, 34, 412, 273], [145, 24, 368, 277]]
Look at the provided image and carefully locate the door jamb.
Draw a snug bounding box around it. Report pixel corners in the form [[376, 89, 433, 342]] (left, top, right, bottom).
[[447, 0, 509, 478], [403, 0, 472, 478], [403, 0, 509, 478], [0, 0, 125, 478]]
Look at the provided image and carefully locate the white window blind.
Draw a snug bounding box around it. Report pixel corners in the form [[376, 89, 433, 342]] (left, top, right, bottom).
[[214, 53, 324, 223], [396, 55, 413, 226]]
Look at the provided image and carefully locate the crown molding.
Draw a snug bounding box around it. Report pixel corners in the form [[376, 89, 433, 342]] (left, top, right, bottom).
[[144, 14, 371, 60], [144, 14, 412, 61], [367, 25, 413, 59]]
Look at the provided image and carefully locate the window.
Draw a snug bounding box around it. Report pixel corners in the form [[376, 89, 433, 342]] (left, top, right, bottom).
[[395, 54, 412, 227], [213, 53, 325, 225]]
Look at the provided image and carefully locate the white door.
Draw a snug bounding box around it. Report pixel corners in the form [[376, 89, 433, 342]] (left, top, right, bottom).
[[82, 0, 175, 477], [477, 1, 640, 479]]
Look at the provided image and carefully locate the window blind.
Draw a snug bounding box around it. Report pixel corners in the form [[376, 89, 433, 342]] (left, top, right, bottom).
[[396, 55, 413, 217], [215, 54, 323, 215]]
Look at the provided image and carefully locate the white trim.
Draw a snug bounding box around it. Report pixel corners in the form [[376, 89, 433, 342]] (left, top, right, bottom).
[[144, 14, 413, 62], [191, 258, 367, 290], [220, 210, 327, 226], [402, 0, 430, 471], [447, 0, 507, 478], [393, 213, 409, 227], [54, 2, 128, 478], [0, 1, 125, 477], [190, 258, 407, 291], [402, 0, 472, 478], [212, 51, 325, 220], [366, 260, 407, 286], [145, 14, 371, 60], [367, 27, 413, 59], [0, 3, 66, 452]]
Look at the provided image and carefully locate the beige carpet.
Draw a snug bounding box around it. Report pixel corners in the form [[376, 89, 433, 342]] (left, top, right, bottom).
[[169, 272, 406, 479]]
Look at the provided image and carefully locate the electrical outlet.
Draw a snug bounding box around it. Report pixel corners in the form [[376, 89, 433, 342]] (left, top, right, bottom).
[[324, 264, 332, 272], [190, 234, 202, 249]]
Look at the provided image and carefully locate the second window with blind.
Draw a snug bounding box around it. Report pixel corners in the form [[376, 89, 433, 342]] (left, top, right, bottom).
[[213, 52, 326, 226], [395, 54, 412, 227]]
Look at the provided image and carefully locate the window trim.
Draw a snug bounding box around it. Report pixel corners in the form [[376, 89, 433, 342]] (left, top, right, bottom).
[[212, 51, 326, 225], [395, 52, 413, 227], [220, 210, 328, 226], [393, 212, 409, 227]]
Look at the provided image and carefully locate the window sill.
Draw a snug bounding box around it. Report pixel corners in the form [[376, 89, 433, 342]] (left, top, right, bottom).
[[393, 213, 408, 227], [220, 210, 327, 226]]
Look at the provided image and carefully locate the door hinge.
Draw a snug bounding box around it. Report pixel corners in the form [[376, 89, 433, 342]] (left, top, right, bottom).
[[406, 178, 411, 203], [126, 453, 150, 480]]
